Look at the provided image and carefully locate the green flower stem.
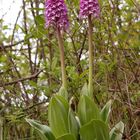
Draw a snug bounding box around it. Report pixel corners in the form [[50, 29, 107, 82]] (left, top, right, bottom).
[[56, 28, 67, 89], [88, 15, 93, 98]]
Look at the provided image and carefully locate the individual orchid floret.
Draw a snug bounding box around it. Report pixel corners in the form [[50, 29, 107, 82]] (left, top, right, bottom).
[[45, 0, 69, 30], [79, 0, 100, 19]]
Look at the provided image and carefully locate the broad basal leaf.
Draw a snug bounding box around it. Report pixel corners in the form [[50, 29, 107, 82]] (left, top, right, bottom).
[[78, 95, 101, 125], [80, 119, 109, 140], [48, 95, 69, 138], [100, 100, 112, 123], [68, 109, 79, 139], [26, 119, 55, 140], [56, 133, 76, 140], [110, 121, 124, 140]]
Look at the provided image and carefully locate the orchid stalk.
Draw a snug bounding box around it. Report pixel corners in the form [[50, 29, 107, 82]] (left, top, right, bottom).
[[79, 0, 100, 98], [56, 28, 67, 89], [88, 15, 93, 98], [45, 0, 69, 89]]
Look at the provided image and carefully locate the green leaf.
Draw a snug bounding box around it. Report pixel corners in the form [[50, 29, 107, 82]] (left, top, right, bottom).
[[68, 109, 79, 139], [125, 0, 134, 6], [48, 95, 69, 138], [110, 121, 124, 140], [36, 130, 49, 140], [56, 134, 76, 140], [98, 0, 103, 7], [35, 14, 45, 25], [52, 57, 58, 71], [100, 100, 112, 123], [78, 95, 101, 125], [58, 86, 68, 100], [80, 119, 109, 140], [81, 83, 89, 96], [26, 119, 55, 140]]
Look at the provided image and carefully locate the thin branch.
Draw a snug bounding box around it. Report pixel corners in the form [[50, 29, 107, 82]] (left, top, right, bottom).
[[0, 70, 43, 87], [0, 40, 24, 50]]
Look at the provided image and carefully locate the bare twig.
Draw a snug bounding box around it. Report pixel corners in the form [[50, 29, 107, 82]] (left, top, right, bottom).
[[0, 70, 43, 87]]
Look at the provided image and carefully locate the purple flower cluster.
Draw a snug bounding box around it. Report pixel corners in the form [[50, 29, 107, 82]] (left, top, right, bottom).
[[79, 0, 100, 19], [45, 0, 69, 30]]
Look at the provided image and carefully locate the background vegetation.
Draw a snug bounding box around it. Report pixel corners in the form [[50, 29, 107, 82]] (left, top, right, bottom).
[[0, 0, 140, 139]]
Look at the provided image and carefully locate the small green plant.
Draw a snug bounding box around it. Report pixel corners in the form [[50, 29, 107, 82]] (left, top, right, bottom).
[[26, 86, 124, 140]]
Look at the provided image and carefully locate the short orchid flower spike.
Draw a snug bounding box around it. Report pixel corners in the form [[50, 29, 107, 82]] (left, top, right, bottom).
[[45, 0, 69, 30], [79, 0, 100, 19]]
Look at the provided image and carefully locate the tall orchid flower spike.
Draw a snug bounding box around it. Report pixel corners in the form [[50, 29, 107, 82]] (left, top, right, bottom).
[[45, 0, 69, 30], [79, 0, 100, 98], [79, 0, 100, 19], [45, 0, 69, 91]]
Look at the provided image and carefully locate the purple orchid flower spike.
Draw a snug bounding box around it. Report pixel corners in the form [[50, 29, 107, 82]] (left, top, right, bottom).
[[45, 0, 69, 93], [79, 0, 100, 19], [45, 0, 69, 30], [79, 0, 100, 98]]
